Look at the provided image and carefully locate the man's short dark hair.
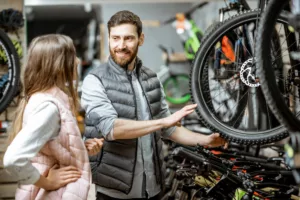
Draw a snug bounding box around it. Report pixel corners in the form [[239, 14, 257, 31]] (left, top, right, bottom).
[[107, 10, 143, 37]]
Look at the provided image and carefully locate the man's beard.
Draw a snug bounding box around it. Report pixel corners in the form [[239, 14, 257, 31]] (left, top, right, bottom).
[[110, 45, 138, 69]]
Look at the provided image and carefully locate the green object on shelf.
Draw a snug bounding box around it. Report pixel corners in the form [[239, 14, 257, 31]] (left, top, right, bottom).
[[163, 74, 190, 104]]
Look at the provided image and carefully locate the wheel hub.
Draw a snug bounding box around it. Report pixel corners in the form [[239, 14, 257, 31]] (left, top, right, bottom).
[[240, 57, 260, 87]]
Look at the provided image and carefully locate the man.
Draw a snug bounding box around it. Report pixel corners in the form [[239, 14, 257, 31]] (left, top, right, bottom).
[[81, 10, 227, 200]]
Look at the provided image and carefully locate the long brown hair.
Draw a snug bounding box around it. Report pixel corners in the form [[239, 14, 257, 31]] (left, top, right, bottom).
[[8, 34, 79, 144]]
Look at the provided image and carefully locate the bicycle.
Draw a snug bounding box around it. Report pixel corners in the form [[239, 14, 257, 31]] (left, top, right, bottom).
[[161, 2, 208, 62], [188, 0, 296, 144], [156, 45, 191, 105], [254, 0, 300, 181], [163, 144, 298, 199], [257, 0, 300, 133], [157, 1, 248, 106], [155, 2, 208, 106], [0, 8, 23, 114]]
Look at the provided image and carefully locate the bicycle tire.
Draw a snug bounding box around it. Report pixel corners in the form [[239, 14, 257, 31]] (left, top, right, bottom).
[[0, 29, 20, 114], [256, 0, 300, 132], [201, 22, 220, 43], [190, 10, 289, 144], [163, 74, 191, 105]]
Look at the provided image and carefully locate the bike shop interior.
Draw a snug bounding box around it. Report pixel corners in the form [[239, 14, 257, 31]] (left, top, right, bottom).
[[1, 0, 300, 199]]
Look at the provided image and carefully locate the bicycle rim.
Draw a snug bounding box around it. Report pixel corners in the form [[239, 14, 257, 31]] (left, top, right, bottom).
[[190, 10, 289, 144], [0, 29, 20, 114]]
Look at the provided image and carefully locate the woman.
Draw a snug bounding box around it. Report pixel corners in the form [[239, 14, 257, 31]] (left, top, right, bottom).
[[4, 34, 102, 200]]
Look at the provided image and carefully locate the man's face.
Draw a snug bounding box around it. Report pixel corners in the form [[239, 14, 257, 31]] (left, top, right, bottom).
[[109, 24, 143, 68]]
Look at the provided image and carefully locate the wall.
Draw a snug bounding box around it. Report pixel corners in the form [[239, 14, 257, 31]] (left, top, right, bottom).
[[192, 1, 259, 30], [100, 1, 259, 73]]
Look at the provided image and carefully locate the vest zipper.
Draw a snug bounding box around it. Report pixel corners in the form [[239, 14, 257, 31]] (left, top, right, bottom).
[[129, 73, 147, 197], [137, 73, 163, 188], [126, 73, 139, 193]]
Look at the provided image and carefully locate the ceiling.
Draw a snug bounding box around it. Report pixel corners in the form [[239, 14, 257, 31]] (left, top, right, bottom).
[[25, 0, 210, 6], [25, 5, 101, 20]]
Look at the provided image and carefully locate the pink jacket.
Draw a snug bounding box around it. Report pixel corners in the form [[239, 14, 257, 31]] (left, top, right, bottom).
[[15, 87, 91, 200]]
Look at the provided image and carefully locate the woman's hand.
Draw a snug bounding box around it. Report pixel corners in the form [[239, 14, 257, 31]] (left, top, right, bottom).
[[45, 164, 81, 190], [34, 164, 81, 191]]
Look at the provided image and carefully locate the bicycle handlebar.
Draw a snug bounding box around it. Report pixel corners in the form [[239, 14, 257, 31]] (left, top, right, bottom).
[[172, 147, 206, 165], [171, 146, 294, 198], [172, 146, 228, 172], [172, 147, 244, 186], [238, 155, 269, 163], [161, 2, 209, 25], [172, 144, 288, 172]]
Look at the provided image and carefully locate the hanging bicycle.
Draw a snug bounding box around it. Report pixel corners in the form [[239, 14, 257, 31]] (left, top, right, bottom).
[[189, 0, 293, 144], [257, 0, 300, 132], [157, 2, 208, 105]]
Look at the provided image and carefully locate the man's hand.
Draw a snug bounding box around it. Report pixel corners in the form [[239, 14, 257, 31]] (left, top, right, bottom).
[[85, 138, 104, 156], [162, 104, 197, 128], [205, 133, 228, 148]]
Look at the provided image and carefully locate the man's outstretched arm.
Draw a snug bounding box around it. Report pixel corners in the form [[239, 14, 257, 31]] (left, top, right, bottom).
[[112, 104, 197, 139], [81, 74, 195, 140], [168, 126, 228, 148]]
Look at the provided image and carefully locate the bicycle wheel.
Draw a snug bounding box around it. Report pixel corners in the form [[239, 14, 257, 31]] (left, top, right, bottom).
[[163, 74, 191, 105], [190, 10, 289, 144], [0, 29, 20, 113], [201, 22, 220, 43], [256, 0, 300, 132]]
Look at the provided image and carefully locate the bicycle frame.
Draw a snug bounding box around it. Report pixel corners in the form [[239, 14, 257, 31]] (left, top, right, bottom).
[[161, 2, 208, 61]]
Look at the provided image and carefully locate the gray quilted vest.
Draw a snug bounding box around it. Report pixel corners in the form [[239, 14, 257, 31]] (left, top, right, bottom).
[[84, 57, 166, 194]]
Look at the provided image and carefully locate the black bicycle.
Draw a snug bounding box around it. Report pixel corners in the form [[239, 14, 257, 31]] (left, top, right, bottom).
[[257, 0, 300, 132], [163, 144, 298, 199], [0, 8, 23, 114], [189, 0, 295, 144]]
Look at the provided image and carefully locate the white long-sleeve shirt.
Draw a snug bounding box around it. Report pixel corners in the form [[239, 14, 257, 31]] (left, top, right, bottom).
[[3, 101, 60, 185]]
